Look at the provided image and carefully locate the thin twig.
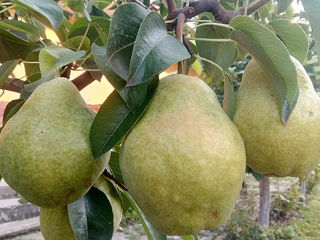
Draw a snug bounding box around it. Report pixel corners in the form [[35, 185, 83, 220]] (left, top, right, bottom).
[[103, 169, 128, 191]]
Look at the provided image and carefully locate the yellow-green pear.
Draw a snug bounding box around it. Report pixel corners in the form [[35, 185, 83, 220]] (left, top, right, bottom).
[[40, 177, 123, 240], [233, 57, 320, 177], [40, 207, 76, 240], [119, 74, 246, 235], [0, 78, 110, 208]]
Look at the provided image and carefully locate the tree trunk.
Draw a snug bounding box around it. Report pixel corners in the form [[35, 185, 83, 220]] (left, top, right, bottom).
[[300, 180, 306, 196], [258, 176, 270, 227]]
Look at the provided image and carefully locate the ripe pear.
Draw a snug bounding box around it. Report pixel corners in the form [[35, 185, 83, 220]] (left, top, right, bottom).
[[0, 78, 110, 208], [40, 177, 123, 240], [233, 57, 320, 177], [119, 74, 246, 235]]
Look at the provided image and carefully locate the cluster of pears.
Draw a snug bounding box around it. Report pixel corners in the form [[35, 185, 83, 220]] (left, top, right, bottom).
[[0, 78, 122, 239], [1, 55, 319, 238], [119, 57, 320, 235]]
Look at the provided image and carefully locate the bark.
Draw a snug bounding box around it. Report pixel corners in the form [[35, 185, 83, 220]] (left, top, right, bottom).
[[258, 176, 270, 227]]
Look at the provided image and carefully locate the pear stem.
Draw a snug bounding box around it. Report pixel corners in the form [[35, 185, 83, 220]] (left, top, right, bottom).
[[103, 170, 128, 191]]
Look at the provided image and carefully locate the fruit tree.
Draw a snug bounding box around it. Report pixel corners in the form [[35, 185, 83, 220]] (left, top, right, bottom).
[[0, 0, 319, 239]]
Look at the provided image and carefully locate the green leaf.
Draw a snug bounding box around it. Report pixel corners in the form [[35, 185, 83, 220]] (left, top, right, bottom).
[[1, 99, 24, 130], [67, 0, 85, 12], [127, 11, 190, 86], [90, 78, 158, 159], [277, 0, 293, 14], [62, 36, 91, 51], [230, 16, 298, 124], [223, 76, 236, 120], [182, 234, 199, 240], [269, 19, 309, 63], [196, 22, 235, 82], [21, 76, 53, 99], [0, 59, 19, 89], [302, 0, 320, 63], [69, 16, 110, 46], [113, 186, 166, 240], [109, 151, 124, 184], [12, 0, 63, 30], [0, 27, 40, 63], [68, 187, 113, 240], [39, 46, 85, 77], [246, 166, 262, 181], [92, 43, 149, 111], [106, 3, 149, 80], [93, 0, 112, 9], [0, 20, 39, 38]]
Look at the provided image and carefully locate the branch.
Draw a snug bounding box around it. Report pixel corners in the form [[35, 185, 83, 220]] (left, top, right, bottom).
[[1, 71, 97, 93], [176, 13, 186, 43], [167, 0, 176, 13], [167, 0, 271, 30], [103, 169, 128, 191], [71, 71, 96, 91], [1, 78, 24, 93]]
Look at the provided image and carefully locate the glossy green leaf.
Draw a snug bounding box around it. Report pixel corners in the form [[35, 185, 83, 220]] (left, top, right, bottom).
[[69, 16, 110, 46], [302, 0, 320, 63], [269, 19, 308, 63], [277, 0, 293, 14], [90, 78, 158, 159], [106, 3, 149, 80], [62, 36, 91, 51], [223, 76, 236, 120], [68, 187, 113, 240], [182, 234, 199, 240], [67, 0, 85, 12], [258, 1, 272, 24], [113, 186, 166, 240], [127, 11, 190, 86], [0, 27, 40, 63], [39, 46, 85, 77], [0, 59, 19, 89], [24, 50, 41, 83], [196, 22, 235, 82], [109, 151, 124, 184], [2, 99, 24, 127], [12, 0, 63, 30], [230, 16, 298, 124], [0, 20, 39, 37], [92, 43, 148, 111]]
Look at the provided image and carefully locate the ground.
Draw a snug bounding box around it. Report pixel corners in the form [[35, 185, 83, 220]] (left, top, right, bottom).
[[6, 174, 320, 240]]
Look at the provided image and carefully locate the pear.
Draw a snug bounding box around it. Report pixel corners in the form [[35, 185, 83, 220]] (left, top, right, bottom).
[[40, 207, 76, 240], [233, 57, 320, 177], [119, 74, 246, 235], [0, 78, 110, 208], [40, 177, 123, 240]]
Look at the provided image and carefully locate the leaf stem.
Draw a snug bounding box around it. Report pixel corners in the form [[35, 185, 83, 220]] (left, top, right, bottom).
[[0, 4, 14, 14], [193, 22, 234, 30], [77, 22, 91, 52], [194, 53, 226, 81], [186, 37, 235, 42]]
